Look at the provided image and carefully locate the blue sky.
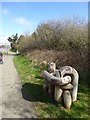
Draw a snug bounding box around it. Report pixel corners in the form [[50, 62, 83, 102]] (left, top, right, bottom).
[[1, 2, 88, 44]]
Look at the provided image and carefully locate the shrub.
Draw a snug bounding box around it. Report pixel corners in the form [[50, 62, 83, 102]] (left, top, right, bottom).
[[17, 17, 88, 71], [18, 17, 88, 53]]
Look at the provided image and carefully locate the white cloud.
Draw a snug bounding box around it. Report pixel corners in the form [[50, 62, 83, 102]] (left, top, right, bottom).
[[2, 8, 9, 15], [14, 17, 31, 26]]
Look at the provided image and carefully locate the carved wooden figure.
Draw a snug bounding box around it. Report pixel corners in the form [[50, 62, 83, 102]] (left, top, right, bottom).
[[43, 63, 79, 109]]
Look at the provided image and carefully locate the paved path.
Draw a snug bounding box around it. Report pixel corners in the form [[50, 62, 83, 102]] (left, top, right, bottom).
[[0, 61, 2, 119], [1, 54, 37, 118]]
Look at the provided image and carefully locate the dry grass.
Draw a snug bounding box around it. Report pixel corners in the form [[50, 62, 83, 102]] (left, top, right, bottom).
[[26, 49, 88, 72]]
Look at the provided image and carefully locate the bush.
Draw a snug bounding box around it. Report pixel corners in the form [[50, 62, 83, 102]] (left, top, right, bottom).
[[18, 17, 88, 53], [17, 17, 88, 71]]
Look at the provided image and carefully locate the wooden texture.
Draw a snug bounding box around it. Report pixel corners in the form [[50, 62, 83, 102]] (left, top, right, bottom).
[[63, 90, 72, 109]]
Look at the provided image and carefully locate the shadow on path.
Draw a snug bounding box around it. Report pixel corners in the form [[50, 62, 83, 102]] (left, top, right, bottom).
[[21, 83, 57, 105]]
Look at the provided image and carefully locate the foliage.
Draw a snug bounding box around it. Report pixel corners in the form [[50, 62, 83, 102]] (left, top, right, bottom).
[[7, 33, 18, 51], [17, 17, 88, 53], [15, 17, 88, 73]]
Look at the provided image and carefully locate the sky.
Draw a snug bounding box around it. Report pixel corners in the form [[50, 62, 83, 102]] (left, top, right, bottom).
[[0, 2, 88, 44]]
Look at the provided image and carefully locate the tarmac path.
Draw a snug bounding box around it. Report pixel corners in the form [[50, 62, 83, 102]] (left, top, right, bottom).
[[1, 54, 37, 118], [0, 60, 2, 119]]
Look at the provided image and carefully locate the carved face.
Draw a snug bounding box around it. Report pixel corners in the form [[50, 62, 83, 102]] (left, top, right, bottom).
[[48, 62, 56, 73]]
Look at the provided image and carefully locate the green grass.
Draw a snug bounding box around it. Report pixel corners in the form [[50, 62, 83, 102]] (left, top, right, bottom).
[[14, 55, 89, 118]]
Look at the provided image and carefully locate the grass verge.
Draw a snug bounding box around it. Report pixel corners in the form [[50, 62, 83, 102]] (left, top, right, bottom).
[[14, 54, 89, 118]]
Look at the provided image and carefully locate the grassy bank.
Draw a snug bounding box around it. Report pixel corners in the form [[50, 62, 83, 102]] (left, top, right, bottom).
[[14, 55, 89, 118]]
